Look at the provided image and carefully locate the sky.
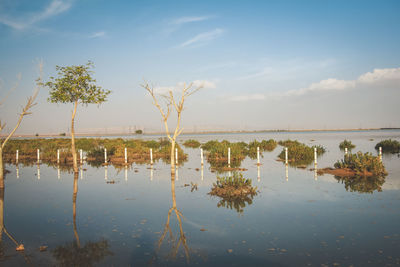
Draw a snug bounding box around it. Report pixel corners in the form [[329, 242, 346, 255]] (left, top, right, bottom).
[[0, 0, 399, 134]]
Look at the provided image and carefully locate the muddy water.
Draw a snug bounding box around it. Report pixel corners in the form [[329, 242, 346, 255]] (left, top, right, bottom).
[[2, 130, 400, 266]]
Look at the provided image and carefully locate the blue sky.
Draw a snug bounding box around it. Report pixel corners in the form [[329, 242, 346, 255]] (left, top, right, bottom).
[[1, 0, 399, 134]]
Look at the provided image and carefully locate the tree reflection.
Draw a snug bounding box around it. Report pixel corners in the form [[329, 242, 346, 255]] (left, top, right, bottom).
[[154, 172, 189, 263], [0, 187, 30, 263], [52, 172, 112, 266], [334, 175, 386, 193]]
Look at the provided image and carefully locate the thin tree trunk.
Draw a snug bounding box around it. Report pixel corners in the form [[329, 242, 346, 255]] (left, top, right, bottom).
[[0, 148, 4, 189], [170, 141, 175, 178], [73, 172, 80, 248], [71, 100, 78, 173], [0, 186, 4, 240]]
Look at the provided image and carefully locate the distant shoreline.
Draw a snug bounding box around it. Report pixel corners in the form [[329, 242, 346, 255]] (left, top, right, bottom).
[[3, 128, 400, 138]]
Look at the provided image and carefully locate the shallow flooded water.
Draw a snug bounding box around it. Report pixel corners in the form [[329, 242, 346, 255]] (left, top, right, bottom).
[[2, 130, 400, 266]]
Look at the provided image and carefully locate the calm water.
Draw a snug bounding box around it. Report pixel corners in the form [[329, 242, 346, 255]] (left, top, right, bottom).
[[2, 130, 400, 266]]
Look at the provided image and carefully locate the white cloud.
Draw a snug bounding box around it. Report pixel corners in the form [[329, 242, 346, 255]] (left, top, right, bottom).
[[179, 28, 223, 48], [89, 31, 106, 38], [228, 94, 265, 102], [171, 16, 210, 25], [283, 67, 400, 97], [0, 0, 71, 30], [192, 80, 216, 89]]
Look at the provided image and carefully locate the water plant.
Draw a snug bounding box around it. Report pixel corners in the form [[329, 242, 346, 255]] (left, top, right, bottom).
[[334, 175, 385, 194], [182, 139, 201, 148], [375, 139, 400, 153], [277, 140, 326, 166], [339, 139, 355, 150], [209, 172, 257, 214], [334, 152, 387, 177]]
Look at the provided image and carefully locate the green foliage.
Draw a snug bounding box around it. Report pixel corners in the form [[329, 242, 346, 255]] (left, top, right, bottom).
[[135, 130, 143, 134], [334, 152, 387, 176], [209, 172, 258, 214], [248, 139, 277, 159], [59, 133, 66, 136], [339, 139, 355, 150], [45, 61, 111, 105], [214, 172, 253, 189], [2, 138, 187, 165], [375, 139, 400, 153], [277, 139, 326, 166], [182, 139, 201, 148]]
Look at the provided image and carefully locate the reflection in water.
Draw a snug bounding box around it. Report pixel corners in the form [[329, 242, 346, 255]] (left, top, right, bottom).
[[201, 166, 204, 181], [285, 164, 288, 181], [257, 165, 260, 182], [154, 172, 189, 263], [37, 164, 40, 180], [0, 187, 29, 262], [314, 163, 318, 181], [124, 166, 128, 182], [104, 165, 108, 181], [52, 172, 112, 266], [334, 175, 386, 193], [16, 164, 19, 179], [176, 167, 179, 181], [57, 165, 61, 180], [150, 166, 153, 181], [80, 167, 83, 180]]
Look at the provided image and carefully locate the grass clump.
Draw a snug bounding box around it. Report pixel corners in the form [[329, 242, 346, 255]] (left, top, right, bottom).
[[339, 139, 355, 150], [277, 140, 326, 166], [182, 139, 201, 148], [334, 152, 387, 177], [209, 173, 257, 214], [375, 139, 400, 153]]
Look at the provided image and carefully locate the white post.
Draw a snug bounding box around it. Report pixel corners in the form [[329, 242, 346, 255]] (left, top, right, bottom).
[[345, 147, 348, 155], [314, 164, 318, 181], [57, 149, 60, 164], [104, 148, 107, 163], [228, 147, 231, 167], [150, 148, 153, 165], [37, 149, 40, 164], [285, 147, 288, 165], [124, 147, 127, 164], [379, 146, 382, 161], [16, 150, 19, 164], [314, 147, 317, 164], [80, 149, 83, 164], [16, 165, 19, 179], [257, 146, 260, 165], [200, 148, 204, 166], [175, 148, 178, 165]]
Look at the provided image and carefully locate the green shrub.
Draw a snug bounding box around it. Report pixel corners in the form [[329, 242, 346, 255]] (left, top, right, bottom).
[[339, 139, 355, 150], [183, 139, 201, 148], [334, 152, 387, 176], [375, 139, 400, 153], [277, 140, 325, 165]]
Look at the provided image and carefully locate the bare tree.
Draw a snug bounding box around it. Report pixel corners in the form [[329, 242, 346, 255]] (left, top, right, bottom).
[[0, 63, 42, 188], [142, 82, 202, 178]]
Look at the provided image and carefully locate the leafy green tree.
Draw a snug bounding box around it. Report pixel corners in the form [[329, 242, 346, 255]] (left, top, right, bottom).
[[45, 61, 110, 173]]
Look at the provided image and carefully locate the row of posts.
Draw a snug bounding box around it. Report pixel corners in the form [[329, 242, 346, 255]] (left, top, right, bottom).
[[13, 145, 384, 167]]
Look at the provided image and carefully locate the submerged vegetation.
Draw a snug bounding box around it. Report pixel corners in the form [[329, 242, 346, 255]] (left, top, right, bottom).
[[375, 139, 400, 153], [277, 140, 326, 166], [2, 138, 186, 167], [202, 139, 276, 170], [182, 139, 201, 148], [339, 139, 356, 150], [209, 173, 257, 214]]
